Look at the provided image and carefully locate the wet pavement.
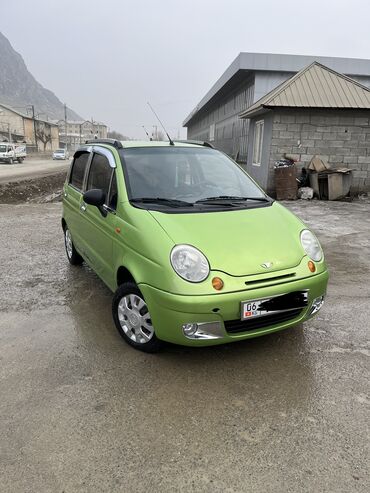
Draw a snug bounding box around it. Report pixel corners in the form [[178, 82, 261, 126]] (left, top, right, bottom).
[[0, 200, 369, 492]]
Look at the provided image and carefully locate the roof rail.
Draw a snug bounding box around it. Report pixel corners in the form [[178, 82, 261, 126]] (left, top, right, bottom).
[[85, 138, 123, 149], [173, 139, 214, 149]]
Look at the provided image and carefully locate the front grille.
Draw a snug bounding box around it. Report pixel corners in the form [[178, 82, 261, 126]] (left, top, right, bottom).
[[244, 272, 296, 286], [224, 309, 303, 334]]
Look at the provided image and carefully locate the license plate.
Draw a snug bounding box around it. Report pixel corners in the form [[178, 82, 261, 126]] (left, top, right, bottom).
[[241, 299, 275, 320], [241, 291, 308, 320]]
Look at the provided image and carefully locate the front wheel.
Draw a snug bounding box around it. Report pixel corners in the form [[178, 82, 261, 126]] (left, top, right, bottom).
[[8, 158, 13, 164], [64, 226, 83, 265], [112, 282, 163, 352]]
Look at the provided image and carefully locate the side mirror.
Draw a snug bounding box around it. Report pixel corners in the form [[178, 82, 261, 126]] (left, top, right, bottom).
[[83, 189, 107, 216]]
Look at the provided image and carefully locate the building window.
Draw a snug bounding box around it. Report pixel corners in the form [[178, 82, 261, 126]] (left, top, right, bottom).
[[209, 123, 215, 142], [252, 120, 264, 166]]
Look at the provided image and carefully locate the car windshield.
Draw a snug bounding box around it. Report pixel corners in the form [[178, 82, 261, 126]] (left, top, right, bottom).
[[121, 147, 266, 205], [55, 149, 64, 153], [0, 145, 7, 152]]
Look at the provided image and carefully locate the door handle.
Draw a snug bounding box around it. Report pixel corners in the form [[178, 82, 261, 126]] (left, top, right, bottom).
[[80, 202, 87, 212]]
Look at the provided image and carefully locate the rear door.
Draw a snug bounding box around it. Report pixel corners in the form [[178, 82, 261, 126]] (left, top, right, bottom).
[[78, 147, 118, 287], [63, 148, 91, 255]]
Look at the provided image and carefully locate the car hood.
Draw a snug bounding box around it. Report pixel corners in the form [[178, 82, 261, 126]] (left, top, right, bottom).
[[150, 203, 305, 276]]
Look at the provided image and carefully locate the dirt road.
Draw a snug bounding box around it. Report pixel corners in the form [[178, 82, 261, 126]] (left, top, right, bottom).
[[0, 199, 369, 492], [0, 158, 70, 184]]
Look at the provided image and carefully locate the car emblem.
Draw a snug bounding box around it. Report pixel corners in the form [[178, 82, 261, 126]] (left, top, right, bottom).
[[261, 262, 273, 269]]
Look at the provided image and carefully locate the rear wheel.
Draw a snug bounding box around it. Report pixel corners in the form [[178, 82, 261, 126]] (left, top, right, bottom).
[[64, 226, 83, 265], [112, 282, 163, 352]]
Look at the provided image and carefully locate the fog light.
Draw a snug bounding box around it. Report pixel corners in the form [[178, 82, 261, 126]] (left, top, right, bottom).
[[310, 295, 325, 315], [182, 323, 198, 337]]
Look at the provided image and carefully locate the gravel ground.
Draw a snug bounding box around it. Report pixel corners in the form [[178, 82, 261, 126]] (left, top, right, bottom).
[[0, 198, 369, 493]]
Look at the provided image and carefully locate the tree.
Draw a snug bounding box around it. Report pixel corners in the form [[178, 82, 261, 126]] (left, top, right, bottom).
[[35, 122, 52, 151], [107, 130, 130, 141]]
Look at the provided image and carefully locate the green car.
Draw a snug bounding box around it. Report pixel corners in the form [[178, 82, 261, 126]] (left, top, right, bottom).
[[62, 139, 328, 352]]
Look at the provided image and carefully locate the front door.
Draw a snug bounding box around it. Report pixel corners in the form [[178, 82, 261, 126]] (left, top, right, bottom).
[[78, 149, 118, 289], [63, 149, 91, 255]]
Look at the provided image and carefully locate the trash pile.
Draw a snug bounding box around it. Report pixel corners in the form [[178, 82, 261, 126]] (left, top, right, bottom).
[[274, 158, 295, 168], [274, 154, 354, 201]]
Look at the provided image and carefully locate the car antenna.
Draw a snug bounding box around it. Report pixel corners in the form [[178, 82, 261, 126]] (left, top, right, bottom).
[[142, 125, 152, 141], [147, 102, 174, 145]]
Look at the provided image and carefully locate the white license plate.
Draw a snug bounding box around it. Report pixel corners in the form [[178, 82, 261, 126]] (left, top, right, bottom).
[[241, 298, 279, 320]]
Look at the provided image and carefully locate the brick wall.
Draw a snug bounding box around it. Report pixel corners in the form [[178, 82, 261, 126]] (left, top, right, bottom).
[[268, 108, 370, 194]]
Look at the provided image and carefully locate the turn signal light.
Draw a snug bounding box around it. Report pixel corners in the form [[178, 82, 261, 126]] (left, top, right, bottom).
[[212, 277, 224, 290], [308, 261, 316, 273]]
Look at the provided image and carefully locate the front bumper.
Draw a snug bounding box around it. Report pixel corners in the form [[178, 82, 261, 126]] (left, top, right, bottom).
[[139, 270, 329, 346]]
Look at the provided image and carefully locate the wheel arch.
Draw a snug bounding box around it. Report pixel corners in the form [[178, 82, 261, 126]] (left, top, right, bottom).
[[116, 265, 136, 288]]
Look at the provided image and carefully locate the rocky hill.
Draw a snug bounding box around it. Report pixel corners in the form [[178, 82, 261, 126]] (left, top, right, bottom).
[[0, 32, 82, 120]]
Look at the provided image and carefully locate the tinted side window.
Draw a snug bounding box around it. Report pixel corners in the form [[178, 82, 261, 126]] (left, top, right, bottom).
[[86, 153, 112, 200], [70, 152, 90, 190], [108, 171, 118, 210]]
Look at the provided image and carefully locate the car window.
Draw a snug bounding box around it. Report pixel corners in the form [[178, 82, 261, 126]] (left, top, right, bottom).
[[86, 152, 112, 201], [70, 151, 90, 190], [108, 171, 118, 210], [121, 147, 265, 203], [196, 152, 241, 190]]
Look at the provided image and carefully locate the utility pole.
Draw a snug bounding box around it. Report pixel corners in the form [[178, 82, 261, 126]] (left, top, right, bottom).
[[64, 103, 68, 150], [31, 105, 37, 150]]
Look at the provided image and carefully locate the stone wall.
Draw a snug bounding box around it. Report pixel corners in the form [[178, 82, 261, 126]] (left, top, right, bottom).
[[268, 108, 370, 194]]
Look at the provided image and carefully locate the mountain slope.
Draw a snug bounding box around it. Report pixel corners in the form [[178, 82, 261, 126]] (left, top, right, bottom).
[[0, 31, 82, 120]]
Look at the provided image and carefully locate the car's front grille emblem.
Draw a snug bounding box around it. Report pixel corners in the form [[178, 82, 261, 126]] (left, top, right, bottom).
[[261, 262, 273, 269]]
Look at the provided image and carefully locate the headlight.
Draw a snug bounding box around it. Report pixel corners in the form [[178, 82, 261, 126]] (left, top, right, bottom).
[[300, 230, 323, 262], [170, 245, 209, 282]]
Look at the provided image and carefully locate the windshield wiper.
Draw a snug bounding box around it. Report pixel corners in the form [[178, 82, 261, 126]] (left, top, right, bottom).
[[130, 197, 193, 207], [195, 195, 270, 204]]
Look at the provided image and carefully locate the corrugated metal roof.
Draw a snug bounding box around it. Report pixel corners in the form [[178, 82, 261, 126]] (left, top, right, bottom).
[[239, 62, 370, 118], [183, 53, 370, 126]]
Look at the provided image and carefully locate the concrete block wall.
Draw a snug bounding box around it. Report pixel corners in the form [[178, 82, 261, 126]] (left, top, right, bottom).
[[268, 109, 370, 194]]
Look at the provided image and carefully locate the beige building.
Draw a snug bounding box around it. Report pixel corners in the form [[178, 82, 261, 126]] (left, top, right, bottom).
[[0, 103, 59, 151], [57, 120, 108, 151]]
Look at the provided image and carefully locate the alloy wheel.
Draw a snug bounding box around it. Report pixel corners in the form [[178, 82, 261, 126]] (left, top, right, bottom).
[[65, 229, 73, 259], [117, 294, 154, 344]]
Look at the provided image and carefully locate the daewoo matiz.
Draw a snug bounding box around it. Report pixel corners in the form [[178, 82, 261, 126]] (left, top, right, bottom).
[[62, 139, 328, 352]]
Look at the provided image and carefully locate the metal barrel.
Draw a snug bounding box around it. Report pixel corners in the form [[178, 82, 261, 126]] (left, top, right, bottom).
[[274, 165, 297, 200]]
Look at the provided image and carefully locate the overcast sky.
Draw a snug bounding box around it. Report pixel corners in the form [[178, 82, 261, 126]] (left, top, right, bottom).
[[1, 0, 370, 138]]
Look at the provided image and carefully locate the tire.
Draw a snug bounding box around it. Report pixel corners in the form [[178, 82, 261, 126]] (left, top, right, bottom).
[[64, 226, 83, 265], [9, 158, 13, 164], [17, 158, 22, 163], [112, 282, 163, 352]]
